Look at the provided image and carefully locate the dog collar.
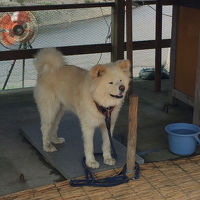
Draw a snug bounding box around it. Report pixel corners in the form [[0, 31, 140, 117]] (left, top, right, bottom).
[[94, 101, 115, 117]]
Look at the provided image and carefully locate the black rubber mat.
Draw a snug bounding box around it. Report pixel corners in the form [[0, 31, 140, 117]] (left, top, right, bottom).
[[21, 112, 143, 179]]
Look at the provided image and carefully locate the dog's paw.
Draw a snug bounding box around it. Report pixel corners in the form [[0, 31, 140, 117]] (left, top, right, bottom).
[[51, 137, 65, 144], [43, 143, 57, 152], [86, 160, 100, 169], [104, 158, 116, 166]]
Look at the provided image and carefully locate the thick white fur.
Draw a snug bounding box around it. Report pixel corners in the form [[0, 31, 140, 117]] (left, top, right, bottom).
[[34, 48, 130, 168]]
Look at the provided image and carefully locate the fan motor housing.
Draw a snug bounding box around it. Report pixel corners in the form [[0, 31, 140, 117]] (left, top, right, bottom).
[[12, 23, 25, 36]]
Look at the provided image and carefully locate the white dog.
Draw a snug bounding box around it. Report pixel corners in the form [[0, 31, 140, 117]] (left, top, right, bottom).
[[34, 48, 130, 168]]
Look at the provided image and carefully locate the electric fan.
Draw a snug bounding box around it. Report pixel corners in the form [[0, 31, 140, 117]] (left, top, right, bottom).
[[0, 11, 38, 90], [0, 11, 38, 49]]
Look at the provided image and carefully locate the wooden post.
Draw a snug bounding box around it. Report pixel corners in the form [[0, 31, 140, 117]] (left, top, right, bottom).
[[155, 0, 162, 92], [126, 95, 138, 178], [193, 36, 200, 126], [126, 0, 133, 96], [168, 5, 179, 105], [126, 0, 133, 73], [111, 0, 125, 62]]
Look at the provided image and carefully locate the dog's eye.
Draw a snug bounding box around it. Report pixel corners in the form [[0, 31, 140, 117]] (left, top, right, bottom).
[[109, 82, 113, 84]]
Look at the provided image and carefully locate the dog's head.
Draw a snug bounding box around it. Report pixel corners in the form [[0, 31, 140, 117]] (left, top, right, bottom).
[[89, 60, 131, 107]]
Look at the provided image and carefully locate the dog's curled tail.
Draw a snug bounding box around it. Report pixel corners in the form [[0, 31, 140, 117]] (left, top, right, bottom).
[[34, 48, 64, 75]]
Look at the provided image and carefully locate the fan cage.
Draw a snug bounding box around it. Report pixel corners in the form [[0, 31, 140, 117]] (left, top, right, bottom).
[[0, 11, 38, 49]]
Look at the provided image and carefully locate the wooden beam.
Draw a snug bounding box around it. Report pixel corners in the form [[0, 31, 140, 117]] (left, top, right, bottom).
[[172, 89, 194, 107], [133, 39, 170, 50], [111, 0, 125, 62], [174, 0, 200, 10], [0, 2, 114, 12], [126, 95, 138, 178], [0, 0, 173, 13], [0, 44, 112, 61], [0, 39, 171, 61], [193, 36, 200, 126], [133, 0, 173, 6], [155, 0, 162, 92]]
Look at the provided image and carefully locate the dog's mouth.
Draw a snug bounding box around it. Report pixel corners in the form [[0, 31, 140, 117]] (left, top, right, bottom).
[[110, 94, 123, 99]]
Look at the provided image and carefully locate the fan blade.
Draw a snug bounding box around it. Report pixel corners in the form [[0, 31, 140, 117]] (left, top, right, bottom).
[[0, 14, 13, 30], [17, 11, 30, 23], [1, 32, 17, 46]]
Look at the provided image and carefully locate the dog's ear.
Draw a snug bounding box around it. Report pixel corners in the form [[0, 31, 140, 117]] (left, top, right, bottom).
[[90, 65, 106, 79], [117, 60, 131, 76]]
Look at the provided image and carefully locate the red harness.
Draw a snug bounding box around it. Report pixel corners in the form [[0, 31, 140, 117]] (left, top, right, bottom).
[[94, 101, 115, 117]]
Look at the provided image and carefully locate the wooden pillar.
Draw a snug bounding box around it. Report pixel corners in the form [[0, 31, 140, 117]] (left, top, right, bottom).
[[126, 95, 138, 178], [155, 0, 162, 92], [111, 0, 125, 62], [126, 0, 133, 95], [126, 0, 133, 73], [193, 36, 200, 126], [168, 5, 178, 105]]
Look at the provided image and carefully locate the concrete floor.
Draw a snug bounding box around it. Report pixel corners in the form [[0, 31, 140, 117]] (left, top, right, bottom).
[[115, 79, 198, 162], [0, 79, 197, 196]]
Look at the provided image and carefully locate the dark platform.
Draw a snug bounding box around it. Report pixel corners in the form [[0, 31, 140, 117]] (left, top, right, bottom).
[[21, 112, 143, 179]]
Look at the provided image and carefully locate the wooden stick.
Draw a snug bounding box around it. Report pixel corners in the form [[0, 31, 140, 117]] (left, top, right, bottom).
[[126, 0, 138, 178], [126, 95, 138, 178]]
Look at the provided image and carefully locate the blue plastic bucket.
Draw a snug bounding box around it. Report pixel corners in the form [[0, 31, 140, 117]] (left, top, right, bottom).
[[165, 123, 200, 155]]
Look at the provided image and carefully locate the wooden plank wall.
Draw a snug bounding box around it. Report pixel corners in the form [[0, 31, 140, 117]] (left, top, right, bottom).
[[175, 7, 200, 97]]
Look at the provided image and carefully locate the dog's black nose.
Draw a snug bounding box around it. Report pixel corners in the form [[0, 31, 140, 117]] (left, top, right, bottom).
[[119, 85, 125, 92]]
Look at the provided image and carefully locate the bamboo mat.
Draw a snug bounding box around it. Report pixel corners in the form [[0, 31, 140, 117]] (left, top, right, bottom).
[[2, 155, 200, 200]]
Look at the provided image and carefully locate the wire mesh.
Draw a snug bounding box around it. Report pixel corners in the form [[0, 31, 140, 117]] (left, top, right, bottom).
[[132, 49, 155, 77], [0, 53, 111, 89], [127, 5, 172, 78], [0, 2, 172, 90], [0, 5, 112, 90], [132, 5, 172, 41], [65, 53, 111, 69], [0, 7, 112, 50], [131, 5, 156, 41], [130, 48, 170, 78], [162, 6, 172, 39]]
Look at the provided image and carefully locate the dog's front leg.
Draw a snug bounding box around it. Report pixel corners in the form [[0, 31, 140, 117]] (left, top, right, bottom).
[[100, 123, 116, 166], [81, 124, 99, 169]]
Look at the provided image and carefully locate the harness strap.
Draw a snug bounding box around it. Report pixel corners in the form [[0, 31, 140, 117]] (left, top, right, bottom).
[[94, 101, 115, 117], [105, 111, 117, 159], [69, 101, 140, 187], [69, 157, 140, 187]]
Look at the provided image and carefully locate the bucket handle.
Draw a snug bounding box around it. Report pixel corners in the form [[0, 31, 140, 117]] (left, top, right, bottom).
[[194, 134, 200, 145]]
